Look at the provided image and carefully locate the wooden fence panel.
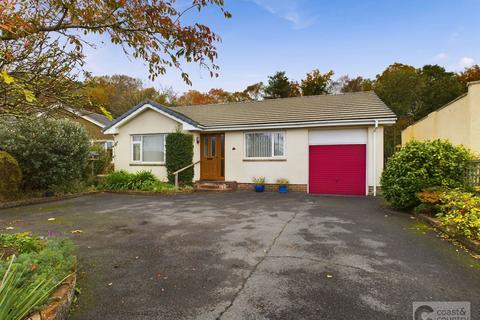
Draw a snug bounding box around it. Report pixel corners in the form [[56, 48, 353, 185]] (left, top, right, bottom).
[[465, 160, 480, 186]]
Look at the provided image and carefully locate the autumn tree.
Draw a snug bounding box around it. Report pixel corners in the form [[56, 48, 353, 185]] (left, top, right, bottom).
[[0, 0, 230, 117], [300, 69, 334, 96], [341, 76, 374, 93], [243, 82, 264, 101], [176, 87, 253, 106], [83, 75, 176, 116], [374, 63, 423, 118], [264, 71, 299, 99], [207, 88, 233, 103], [457, 65, 480, 88], [177, 90, 214, 106]]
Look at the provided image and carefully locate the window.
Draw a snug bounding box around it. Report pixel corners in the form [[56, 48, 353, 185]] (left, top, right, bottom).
[[245, 132, 285, 158], [131, 134, 165, 163]]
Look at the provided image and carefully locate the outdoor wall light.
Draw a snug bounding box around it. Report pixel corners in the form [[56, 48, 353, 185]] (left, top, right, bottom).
[[196, 136, 200, 144]]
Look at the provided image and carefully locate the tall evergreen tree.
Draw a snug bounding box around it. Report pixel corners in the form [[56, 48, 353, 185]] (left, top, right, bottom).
[[264, 71, 295, 99]]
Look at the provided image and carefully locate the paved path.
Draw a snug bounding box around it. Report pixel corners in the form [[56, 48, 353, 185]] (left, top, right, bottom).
[[1, 192, 479, 319]]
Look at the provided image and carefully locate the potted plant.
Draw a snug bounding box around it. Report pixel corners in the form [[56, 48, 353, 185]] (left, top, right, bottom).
[[252, 176, 266, 192], [276, 178, 289, 193]]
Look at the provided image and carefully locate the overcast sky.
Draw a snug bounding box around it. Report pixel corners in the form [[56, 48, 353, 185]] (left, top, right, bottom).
[[83, 0, 480, 94]]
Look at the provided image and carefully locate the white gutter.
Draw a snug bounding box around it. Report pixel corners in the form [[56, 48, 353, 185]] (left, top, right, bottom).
[[200, 118, 397, 132], [372, 119, 379, 196]]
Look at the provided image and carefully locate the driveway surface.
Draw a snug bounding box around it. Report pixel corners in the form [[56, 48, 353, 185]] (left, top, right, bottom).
[[1, 192, 479, 319]]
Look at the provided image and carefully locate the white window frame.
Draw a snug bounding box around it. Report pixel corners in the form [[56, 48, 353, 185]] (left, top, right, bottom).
[[130, 134, 166, 164], [244, 131, 286, 159], [91, 139, 114, 150]]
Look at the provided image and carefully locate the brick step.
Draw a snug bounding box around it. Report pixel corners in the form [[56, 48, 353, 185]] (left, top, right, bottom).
[[194, 181, 237, 192]]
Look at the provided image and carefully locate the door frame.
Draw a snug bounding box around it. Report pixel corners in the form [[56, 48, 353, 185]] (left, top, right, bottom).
[[200, 133, 225, 181]]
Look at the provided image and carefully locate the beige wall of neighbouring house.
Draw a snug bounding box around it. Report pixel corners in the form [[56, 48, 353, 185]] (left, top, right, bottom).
[[402, 81, 480, 154], [113, 108, 201, 181]]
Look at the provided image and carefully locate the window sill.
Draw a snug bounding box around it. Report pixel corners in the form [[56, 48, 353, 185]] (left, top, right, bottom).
[[129, 162, 165, 166], [243, 158, 287, 162]]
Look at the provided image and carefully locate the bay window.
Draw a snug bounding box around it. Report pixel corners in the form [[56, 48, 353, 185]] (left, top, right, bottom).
[[131, 134, 165, 163], [245, 131, 286, 159]]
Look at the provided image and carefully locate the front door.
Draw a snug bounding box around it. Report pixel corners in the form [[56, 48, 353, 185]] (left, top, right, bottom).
[[200, 133, 225, 180]]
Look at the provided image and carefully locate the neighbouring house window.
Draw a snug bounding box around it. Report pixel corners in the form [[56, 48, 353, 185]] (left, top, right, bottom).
[[131, 134, 165, 163], [92, 140, 115, 159], [245, 132, 286, 158]]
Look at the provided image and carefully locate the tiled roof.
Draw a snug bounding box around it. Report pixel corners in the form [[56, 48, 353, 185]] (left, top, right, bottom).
[[104, 91, 396, 132], [170, 91, 396, 128]]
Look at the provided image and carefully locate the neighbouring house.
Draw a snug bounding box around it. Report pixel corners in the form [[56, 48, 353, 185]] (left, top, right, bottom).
[[67, 109, 115, 156], [402, 81, 480, 154], [103, 92, 396, 195]]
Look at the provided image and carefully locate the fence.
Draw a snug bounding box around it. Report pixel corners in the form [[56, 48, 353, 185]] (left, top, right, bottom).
[[465, 160, 480, 186]]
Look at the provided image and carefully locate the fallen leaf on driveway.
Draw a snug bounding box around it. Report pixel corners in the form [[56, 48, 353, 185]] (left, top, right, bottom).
[[48, 218, 55, 221], [108, 282, 113, 286], [71, 230, 83, 234], [6, 226, 14, 230], [326, 274, 333, 278]]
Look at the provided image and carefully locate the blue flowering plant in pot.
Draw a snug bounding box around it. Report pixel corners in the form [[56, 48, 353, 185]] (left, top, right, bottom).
[[252, 176, 266, 192], [276, 178, 289, 193]]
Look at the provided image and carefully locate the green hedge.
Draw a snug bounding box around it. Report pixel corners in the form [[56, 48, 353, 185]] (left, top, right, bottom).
[[381, 140, 473, 210], [165, 132, 194, 185]]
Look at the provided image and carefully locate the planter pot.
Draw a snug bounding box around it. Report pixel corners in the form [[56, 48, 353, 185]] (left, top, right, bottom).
[[255, 185, 265, 192], [278, 185, 288, 193]]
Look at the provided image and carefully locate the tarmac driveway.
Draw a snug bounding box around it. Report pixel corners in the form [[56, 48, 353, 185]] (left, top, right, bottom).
[[1, 192, 479, 319]]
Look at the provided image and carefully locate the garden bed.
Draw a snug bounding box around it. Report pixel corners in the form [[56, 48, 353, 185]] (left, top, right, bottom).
[[0, 233, 76, 320], [416, 213, 480, 255], [101, 170, 193, 194], [415, 188, 480, 255]]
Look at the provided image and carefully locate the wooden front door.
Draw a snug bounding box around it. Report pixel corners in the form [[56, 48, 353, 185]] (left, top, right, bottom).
[[200, 133, 225, 180]]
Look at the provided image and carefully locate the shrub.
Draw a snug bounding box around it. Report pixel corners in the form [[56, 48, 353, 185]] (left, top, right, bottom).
[[0, 150, 22, 197], [165, 132, 194, 185], [436, 189, 480, 241], [381, 140, 473, 210], [128, 171, 158, 190], [0, 118, 90, 190], [102, 170, 133, 190], [101, 170, 180, 192]]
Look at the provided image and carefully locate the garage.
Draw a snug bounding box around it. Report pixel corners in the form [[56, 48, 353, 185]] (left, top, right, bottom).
[[309, 129, 367, 195]]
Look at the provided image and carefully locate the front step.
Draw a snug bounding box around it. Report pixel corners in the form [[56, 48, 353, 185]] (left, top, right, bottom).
[[194, 181, 237, 192]]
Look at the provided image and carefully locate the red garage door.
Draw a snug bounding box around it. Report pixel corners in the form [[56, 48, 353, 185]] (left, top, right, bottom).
[[309, 144, 366, 195]]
